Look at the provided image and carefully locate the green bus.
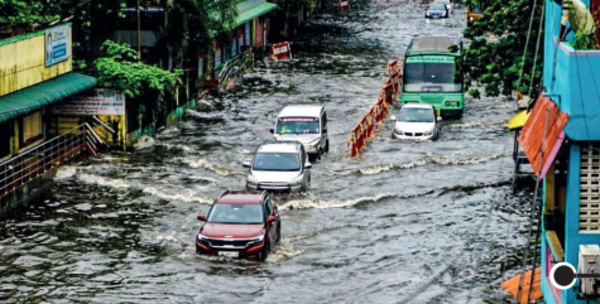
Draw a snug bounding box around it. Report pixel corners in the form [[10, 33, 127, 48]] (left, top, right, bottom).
[[400, 36, 464, 118]]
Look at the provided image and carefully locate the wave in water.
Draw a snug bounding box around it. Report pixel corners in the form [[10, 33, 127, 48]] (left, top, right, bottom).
[[76, 173, 131, 189], [142, 187, 213, 204], [445, 119, 505, 129], [182, 158, 241, 176], [278, 180, 510, 210], [267, 244, 304, 262], [336, 153, 508, 176]]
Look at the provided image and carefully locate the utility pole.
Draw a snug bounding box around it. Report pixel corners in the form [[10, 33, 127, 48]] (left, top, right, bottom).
[[137, 0, 142, 60]]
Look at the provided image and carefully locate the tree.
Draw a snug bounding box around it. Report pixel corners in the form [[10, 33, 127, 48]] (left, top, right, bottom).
[[95, 40, 182, 128], [460, 0, 545, 98]]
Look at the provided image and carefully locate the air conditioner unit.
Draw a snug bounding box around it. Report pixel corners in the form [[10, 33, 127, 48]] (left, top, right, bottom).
[[578, 245, 600, 295]]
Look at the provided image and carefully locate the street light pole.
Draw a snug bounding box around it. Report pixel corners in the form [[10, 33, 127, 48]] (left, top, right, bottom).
[[137, 0, 141, 60]]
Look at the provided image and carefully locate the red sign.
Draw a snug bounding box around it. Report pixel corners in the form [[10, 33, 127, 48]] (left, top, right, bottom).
[[340, 0, 349, 12], [271, 42, 291, 61]]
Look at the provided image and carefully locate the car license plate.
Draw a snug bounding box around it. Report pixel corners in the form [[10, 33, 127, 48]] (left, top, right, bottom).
[[219, 251, 238, 257], [433, 16, 439, 18]]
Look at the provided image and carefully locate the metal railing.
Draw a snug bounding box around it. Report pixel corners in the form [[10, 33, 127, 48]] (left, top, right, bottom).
[[0, 123, 102, 196], [218, 48, 254, 86]]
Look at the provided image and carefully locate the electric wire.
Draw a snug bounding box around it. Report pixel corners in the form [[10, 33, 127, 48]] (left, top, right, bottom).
[[528, 1, 545, 98], [516, 0, 541, 96], [515, 96, 551, 304]]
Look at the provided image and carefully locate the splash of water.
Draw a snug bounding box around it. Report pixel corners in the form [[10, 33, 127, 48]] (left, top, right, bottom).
[[76, 173, 130, 189], [142, 187, 213, 204]]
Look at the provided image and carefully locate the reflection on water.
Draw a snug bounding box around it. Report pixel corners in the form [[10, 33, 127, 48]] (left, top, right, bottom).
[[1, 3, 530, 304]]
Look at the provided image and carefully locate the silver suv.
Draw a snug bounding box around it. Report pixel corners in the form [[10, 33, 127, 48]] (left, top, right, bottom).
[[269, 105, 329, 162], [243, 140, 312, 193]]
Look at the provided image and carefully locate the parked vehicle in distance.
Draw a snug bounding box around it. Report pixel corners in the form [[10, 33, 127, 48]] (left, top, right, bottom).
[[195, 190, 280, 261], [434, 0, 452, 15], [401, 36, 464, 118], [425, 2, 449, 18], [391, 104, 441, 141], [244, 140, 311, 193], [466, 2, 485, 26], [270, 105, 329, 162]]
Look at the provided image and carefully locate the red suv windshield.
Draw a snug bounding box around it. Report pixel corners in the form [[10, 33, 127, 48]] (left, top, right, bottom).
[[207, 203, 263, 224]]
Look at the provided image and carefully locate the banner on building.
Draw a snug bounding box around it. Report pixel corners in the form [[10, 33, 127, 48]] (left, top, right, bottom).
[[52, 89, 125, 116], [45, 24, 71, 67]]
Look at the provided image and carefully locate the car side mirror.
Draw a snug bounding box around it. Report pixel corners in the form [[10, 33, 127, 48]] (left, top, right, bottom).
[[322, 127, 327, 133], [305, 162, 312, 169], [390, 115, 397, 121], [267, 215, 277, 223], [269, 128, 274, 134], [437, 116, 442, 122], [242, 161, 251, 168], [197, 214, 206, 221]]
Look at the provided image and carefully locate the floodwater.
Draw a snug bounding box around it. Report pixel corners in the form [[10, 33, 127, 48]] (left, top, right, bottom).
[[1, 3, 535, 304]]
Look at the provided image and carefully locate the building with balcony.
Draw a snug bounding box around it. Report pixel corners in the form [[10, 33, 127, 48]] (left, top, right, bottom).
[[526, 0, 600, 302]]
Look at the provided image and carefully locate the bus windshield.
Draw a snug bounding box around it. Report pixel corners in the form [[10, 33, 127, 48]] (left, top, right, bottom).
[[403, 62, 462, 93]]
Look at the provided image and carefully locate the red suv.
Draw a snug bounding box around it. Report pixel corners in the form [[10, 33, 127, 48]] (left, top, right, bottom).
[[196, 190, 280, 261]]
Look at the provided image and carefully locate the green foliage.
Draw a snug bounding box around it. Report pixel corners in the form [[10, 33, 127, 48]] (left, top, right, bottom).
[[95, 40, 182, 98], [567, 6, 598, 50], [0, 0, 62, 23], [461, 0, 545, 98]]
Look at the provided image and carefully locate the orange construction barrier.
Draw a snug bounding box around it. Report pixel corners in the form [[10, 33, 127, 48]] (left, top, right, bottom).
[[271, 42, 292, 61], [344, 58, 402, 160]]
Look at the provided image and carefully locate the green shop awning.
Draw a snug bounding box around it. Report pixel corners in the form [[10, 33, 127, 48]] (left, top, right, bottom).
[[0, 73, 97, 123], [236, 2, 278, 26]]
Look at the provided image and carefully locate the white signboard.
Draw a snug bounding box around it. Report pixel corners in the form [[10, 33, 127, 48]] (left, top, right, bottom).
[[52, 89, 125, 116], [45, 24, 71, 67]]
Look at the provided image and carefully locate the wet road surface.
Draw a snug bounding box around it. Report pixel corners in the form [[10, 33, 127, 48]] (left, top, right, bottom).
[[1, 3, 534, 304]]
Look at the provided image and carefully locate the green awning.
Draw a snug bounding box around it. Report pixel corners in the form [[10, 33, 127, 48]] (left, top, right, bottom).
[[236, 2, 278, 26], [0, 73, 97, 123]]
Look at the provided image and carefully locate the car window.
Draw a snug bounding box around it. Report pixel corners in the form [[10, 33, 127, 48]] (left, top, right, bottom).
[[399, 108, 434, 122], [264, 199, 273, 219], [322, 112, 327, 128], [430, 3, 446, 10], [253, 152, 300, 171], [207, 203, 263, 224], [277, 117, 320, 134]]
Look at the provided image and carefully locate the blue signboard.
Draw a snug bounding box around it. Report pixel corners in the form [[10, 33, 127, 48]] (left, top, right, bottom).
[[45, 24, 70, 67]]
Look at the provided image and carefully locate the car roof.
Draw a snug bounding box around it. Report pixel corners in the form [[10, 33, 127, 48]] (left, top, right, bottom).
[[258, 142, 301, 153], [402, 103, 434, 109], [216, 191, 265, 204], [278, 105, 323, 118]]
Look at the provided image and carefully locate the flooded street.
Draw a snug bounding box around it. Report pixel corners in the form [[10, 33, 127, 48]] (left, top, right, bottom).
[[1, 3, 533, 304]]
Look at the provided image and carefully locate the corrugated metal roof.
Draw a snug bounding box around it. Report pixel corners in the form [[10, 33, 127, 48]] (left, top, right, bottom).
[[0, 72, 97, 123], [501, 267, 542, 304], [236, 2, 278, 26], [518, 95, 570, 178]]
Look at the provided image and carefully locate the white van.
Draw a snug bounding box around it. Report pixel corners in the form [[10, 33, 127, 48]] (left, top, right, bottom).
[[269, 105, 329, 161]]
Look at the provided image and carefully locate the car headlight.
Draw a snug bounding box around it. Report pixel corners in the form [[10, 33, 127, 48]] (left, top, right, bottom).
[[469, 17, 474, 21], [424, 130, 433, 136], [289, 176, 304, 186], [248, 234, 265, 246], [442, 11, 447, 16], [394, 127, 403, 134], [247, 174, 259, 185], [198, 233, 210, 242]]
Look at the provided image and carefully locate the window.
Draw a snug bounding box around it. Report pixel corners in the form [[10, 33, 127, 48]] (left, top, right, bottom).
[[21, 111, 43, 146], [264, 199, 273, 219], [253, 152, 300, 171], [321, 112, 327, 128], [276, 117, 320, 134], [403, 62, 462, 93], [0, 121, 11, 158], [399, 108, 434, 122], [207, 204, 263, 224]]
